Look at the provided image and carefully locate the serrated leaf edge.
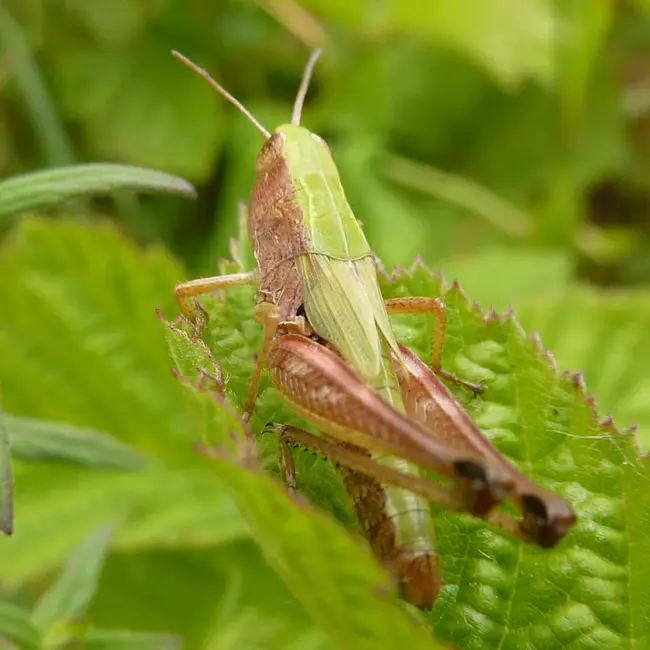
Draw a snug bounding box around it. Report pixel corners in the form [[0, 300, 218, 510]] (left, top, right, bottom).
[[383, 255, 649, 461]]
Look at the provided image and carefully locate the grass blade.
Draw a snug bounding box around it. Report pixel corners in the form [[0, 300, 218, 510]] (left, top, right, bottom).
[[0, 602, 41, 650], [0, 407, 14, 535], [83, 630, 182, 650], [32, 525, 114, 629], [0, 164, 196, 221], [7, 415, 147, 470]]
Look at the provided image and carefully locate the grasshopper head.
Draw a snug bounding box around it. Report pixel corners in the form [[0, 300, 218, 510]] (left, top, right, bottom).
[[172, 48, 325, 179], [255, 124, 334, 178]]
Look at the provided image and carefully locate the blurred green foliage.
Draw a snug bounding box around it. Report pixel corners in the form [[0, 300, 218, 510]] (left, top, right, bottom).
[[1, 524, 181, 649], [3, 1, 650, 648], [2, 0, 650, 280]]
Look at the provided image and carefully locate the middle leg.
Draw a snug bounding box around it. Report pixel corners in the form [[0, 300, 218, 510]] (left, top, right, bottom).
[[385, 297, 483, 394]]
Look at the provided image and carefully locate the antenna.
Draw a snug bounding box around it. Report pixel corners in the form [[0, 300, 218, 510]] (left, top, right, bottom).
[[292, 48, 322, 126], [172, 50, 271, 139]]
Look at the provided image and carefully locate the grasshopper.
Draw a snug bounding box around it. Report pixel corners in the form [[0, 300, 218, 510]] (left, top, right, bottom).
[[172, 50, 576, 608]]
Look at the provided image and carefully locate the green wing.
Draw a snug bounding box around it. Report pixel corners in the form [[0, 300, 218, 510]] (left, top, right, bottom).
[[297, 253, 403, 394]]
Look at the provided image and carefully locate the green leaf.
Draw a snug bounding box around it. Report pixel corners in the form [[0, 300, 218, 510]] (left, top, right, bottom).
[[209, 457, 442, 650], [7, 415, 147, 470], [0, 164, 196, 221], [83, 630, 182, 650], [0, 218, 191, 456], [517, 287, 650, 449], [387, 267, 650, 648], [93, 542, 330, 650], [2, 464, 248, 587], [436, 248, 573, 312], [635, 0, 650, 15], [301, 0, 556, 86], [4, 216, 648, 647], [0, 602, 41, 650], [168, 245, 650, 648], [0, 219, 248, 584], [388, 0, 556, 86], [51, 43, 223, 180], [198, 571, 330, 650], [32, 525, 114, 629]]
